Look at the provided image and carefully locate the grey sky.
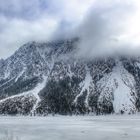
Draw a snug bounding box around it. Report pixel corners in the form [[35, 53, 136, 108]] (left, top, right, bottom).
[[76, 0, 140, 58], [0, 0, 140, 59], [0, 0, 93, 58]]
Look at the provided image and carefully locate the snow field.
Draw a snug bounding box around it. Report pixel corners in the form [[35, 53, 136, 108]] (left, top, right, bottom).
[[0, 115, 140, 140]]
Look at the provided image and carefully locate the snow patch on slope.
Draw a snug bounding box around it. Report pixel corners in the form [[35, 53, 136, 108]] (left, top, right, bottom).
[[74, 66, 93, 108], [15, 68, 26, 82], [97, 60, 137, 114], [30, 76, 47, 114], [0, 76, 16, 88], [136, 62, 140, 69], [67, 64, 74, 78], [0, 76, 48, 114]]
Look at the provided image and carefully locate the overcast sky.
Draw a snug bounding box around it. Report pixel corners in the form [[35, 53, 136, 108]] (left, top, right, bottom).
[[0, 0, 140, 59], [0, 0, 94, 58]]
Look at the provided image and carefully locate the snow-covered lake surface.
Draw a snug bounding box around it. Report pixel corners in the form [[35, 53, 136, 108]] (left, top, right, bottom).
[[0, 115, 140, 140]]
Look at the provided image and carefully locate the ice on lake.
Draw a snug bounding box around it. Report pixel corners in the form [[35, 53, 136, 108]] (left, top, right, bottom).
[[0, 115, 140, 140]]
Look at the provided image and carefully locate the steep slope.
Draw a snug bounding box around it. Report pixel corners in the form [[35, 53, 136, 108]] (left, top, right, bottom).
[[0, 38, 139, 115], [97, 60, 137, 114]]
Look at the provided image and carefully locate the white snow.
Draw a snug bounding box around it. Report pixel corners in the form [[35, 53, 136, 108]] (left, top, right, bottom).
[[0, 115, 140, 140], [30, 76, 47, 114], [4, 63, 10, 79], [67, 64, 74, 78], [112, 61, 137, 113], [0, 76, 16, 88], [4, 70, 10, 79], [15, 68, 25, 82], [74, 66, 93, 108], [97, 60, 137, 114], [136, 62, 140, 69], [0, 76, 48, 114]]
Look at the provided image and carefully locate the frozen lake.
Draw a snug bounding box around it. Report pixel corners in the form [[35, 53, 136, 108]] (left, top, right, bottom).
[[0, 115, 140, 140]]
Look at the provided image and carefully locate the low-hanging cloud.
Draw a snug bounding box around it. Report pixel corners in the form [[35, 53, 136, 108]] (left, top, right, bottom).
[[0, 0, 58, 58], [0, 0, 93, 59], [74, 0, 140, 59], [0, 0, 140, 59]]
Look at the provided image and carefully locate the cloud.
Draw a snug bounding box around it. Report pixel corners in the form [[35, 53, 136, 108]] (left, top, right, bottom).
[[0, 15, 58, 58], [0, 0, 47, 19], [0, 0, 95, 58], [0, 0, 140, 59], [0, 0, 58, 58], [48, 0, 95, 40], [75, 0, 140, 59]]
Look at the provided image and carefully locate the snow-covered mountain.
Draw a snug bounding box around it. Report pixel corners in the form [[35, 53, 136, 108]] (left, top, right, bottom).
[[0, 38, 140, 115]]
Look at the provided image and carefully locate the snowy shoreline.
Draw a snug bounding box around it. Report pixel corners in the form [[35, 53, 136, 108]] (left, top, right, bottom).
[[0, 115, 140, 140]]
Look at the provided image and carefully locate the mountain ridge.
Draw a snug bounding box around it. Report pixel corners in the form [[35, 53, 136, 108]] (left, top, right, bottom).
[[0, 38, 140, 115]]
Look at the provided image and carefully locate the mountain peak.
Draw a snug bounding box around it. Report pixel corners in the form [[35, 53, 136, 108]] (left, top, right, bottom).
[[0, 38, 139, 115]]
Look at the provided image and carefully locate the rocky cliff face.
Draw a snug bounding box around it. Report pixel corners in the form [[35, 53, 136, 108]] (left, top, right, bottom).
[[0, 38, 139, 115]]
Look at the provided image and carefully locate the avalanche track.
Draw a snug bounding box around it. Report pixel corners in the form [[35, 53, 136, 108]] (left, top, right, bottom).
[[0, 76, 47, 114]]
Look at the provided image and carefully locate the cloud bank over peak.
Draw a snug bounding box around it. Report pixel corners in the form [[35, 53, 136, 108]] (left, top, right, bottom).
[[0, 0, 140, 59], [0, 0, 93, 58], [74, 0, 140, 58]]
